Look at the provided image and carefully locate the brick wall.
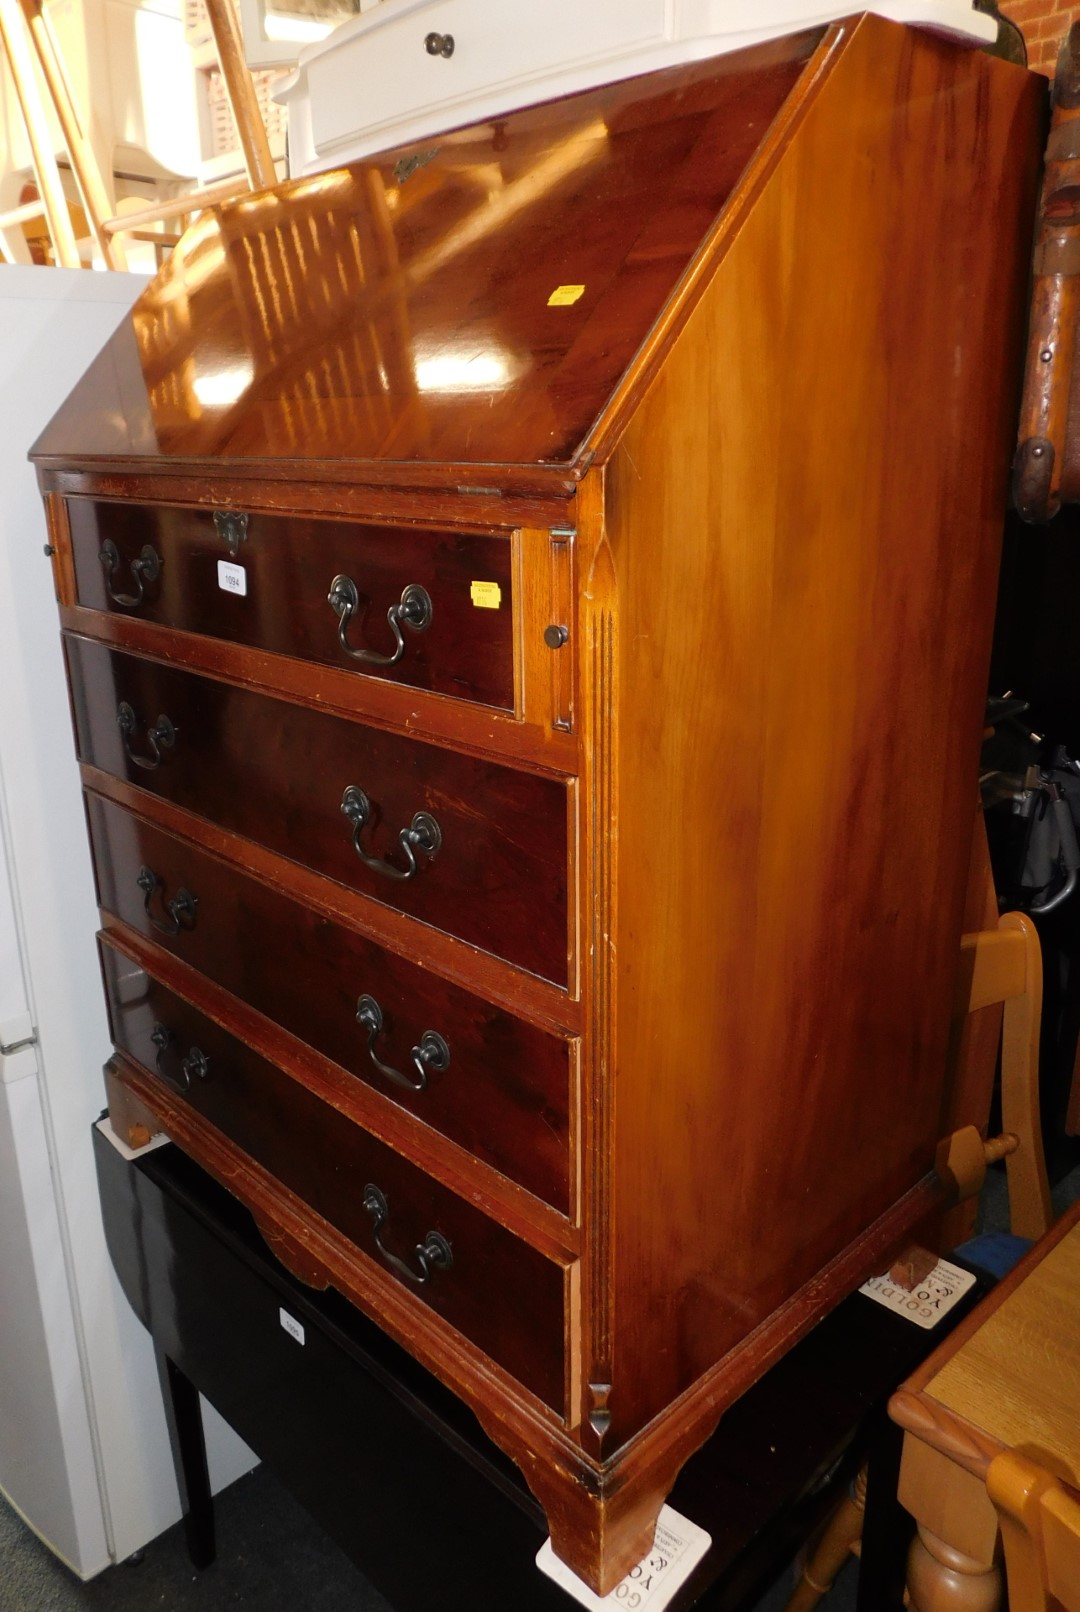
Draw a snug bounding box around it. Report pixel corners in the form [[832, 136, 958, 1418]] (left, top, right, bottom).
[[1000, 0, 1074, 74]]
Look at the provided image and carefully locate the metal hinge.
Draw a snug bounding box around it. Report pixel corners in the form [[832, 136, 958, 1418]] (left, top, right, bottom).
[[1, 1014, 38, 1056], [1, 1032, 37, 1056]]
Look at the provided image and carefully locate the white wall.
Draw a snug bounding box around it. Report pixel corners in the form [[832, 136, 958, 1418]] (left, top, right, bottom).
[[0, 264, 255, 1576]]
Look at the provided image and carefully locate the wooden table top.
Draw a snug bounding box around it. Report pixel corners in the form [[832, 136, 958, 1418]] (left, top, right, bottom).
[[890, 1197, 1080, 1488]]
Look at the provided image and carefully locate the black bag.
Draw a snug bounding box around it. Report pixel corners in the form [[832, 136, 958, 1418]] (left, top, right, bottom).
[[1016, 752, 1080, 914], [982, 699, 1080, 916]]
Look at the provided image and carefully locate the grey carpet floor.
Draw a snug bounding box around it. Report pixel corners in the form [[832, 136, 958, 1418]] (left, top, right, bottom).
[[7, 1156, 1080, 1612], [0, 1468, 392, 1612]]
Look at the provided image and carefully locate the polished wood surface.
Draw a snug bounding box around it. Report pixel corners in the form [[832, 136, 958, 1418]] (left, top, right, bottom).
[[67, 636, 571, 983], [594, 15, 1044, 1446], [87, 793, 574, 1211], [69, 500, 517, 711], [923, 1224, 1080, 1480], [100, 935, 569, 1411], [37, 14, 1046, 1595], [30, 36, 817, 472]]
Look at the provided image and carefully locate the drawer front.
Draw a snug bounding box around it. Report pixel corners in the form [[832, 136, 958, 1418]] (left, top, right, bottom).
[[69, 500, 515, 711], [308, 0, 667, 153], [101, 937, 568, 1412], [88, 794, 572, 1212], [67, 637, 569, 985]]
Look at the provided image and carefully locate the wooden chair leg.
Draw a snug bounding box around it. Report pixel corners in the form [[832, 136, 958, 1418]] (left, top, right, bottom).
[[784, 1466, 867, 1612], [202, 0, 276, 191], [17, 0, 126, 269], [0, 0, 79, 266]]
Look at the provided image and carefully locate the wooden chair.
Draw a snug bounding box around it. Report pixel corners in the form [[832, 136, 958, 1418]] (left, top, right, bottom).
[[784, 908, 1053, 1612], [0, 0, 275, 269], [989, 1450, 1080, 1612], [947, 910, 1052, 1239]]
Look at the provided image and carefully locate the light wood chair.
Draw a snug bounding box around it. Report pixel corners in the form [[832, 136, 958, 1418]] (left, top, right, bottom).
[[946, 910, 1053, 1239], [988, 1450, 1080, 1612], [0, 0, 275, 269], [784, 907, 1053, 1612]]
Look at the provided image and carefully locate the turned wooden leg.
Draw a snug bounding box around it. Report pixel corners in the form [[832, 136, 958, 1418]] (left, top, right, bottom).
[[896, 1436, 1001, 1612], [785, 1465, 867, 1612], [906, 1525, 1002, 1611]]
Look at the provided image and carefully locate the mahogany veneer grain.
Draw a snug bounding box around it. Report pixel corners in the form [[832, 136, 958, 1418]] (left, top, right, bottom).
[[87, 792, 574, 1213], [70, 500, 517, 711], [31, 36, 819, 473], [100, 935, 569, 1412], [67, 636, 571, 985]]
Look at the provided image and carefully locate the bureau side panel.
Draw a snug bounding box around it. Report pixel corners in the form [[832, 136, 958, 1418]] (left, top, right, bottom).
[[599, 17, 1044, 1443]]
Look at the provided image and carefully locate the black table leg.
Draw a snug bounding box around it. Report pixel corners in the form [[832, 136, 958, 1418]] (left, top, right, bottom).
[[856, 1413, 910, 1612], [154, 1343, 216, 1570]]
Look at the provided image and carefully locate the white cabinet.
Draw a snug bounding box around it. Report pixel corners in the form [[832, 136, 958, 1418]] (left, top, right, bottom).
[[307, 0, 667, 155], [278, 0, 998, 176], [0, 266, 256, 1576]]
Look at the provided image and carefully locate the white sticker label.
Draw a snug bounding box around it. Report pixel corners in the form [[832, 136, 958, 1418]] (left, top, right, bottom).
[[537, 1506, 711, 1611], [279, 1308, 305, 1345], [859, 1258, 976, 1329], [217, 559, 247, 597]]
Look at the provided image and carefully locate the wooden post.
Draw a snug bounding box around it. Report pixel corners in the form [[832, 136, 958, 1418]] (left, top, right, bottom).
[[998, 912, 1053, 1239], [202, 0, 276, 192], [17, 0, 126, 270], [0, 0, 80, 267]]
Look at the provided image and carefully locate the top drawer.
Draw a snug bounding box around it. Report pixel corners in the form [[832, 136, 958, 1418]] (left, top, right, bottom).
[[67, 501, 515, 712], [306, 0, 667, 155]]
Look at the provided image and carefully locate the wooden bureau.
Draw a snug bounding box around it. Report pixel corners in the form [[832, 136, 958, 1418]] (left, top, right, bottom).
[[32, 16, 1043, 1593]]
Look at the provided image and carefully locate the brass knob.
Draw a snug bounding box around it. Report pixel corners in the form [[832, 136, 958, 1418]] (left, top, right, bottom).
[[425, 31, 454, 57]]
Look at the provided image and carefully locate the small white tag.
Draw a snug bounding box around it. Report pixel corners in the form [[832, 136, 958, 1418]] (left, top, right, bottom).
[[279, 1308, 305, 1345], [217, 559, 247, 597], [536, 1506, 711, 1611], [94, 1117, 170, 1161], [859, 1258, 976, 1329]]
